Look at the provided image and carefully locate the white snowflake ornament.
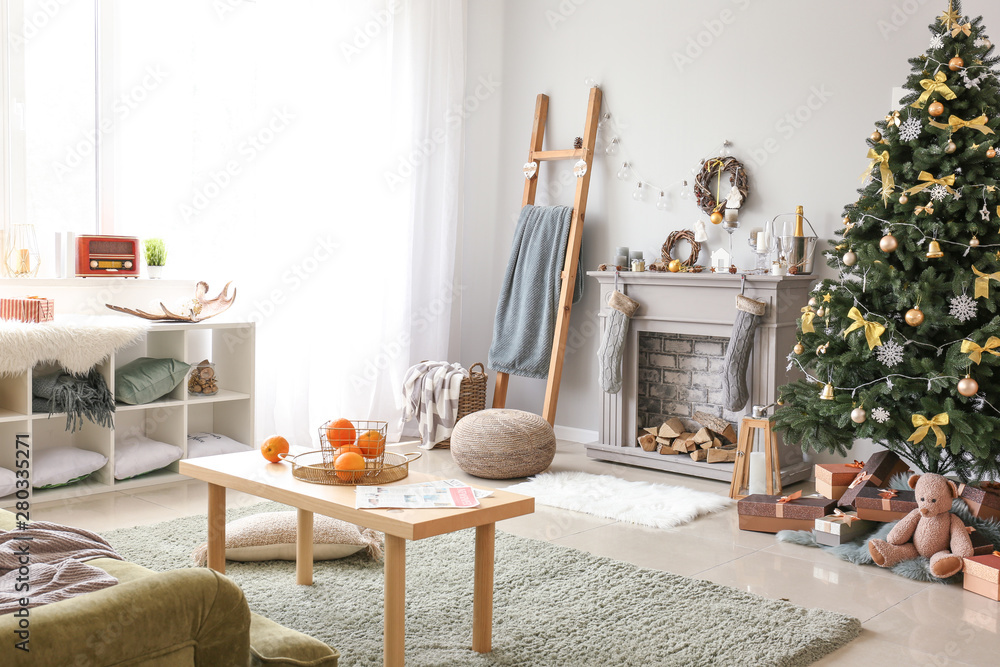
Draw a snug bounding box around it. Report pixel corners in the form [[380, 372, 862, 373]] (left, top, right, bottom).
[[930, 184, 949, 201], [930, 33, 945, 49], [871, 407, 891, 424], [899, 117, 922, 141], [950, 293, 978, 322], [875, 339, 905, 368]]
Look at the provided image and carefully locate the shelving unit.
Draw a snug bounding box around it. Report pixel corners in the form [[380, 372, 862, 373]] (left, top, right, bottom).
[[0, 320, 255, 503]]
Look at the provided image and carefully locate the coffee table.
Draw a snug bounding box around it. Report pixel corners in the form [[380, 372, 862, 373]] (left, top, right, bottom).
[[179, 450, 534, 667]]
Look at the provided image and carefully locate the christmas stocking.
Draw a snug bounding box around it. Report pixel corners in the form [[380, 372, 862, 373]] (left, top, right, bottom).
[[722, 294, 767, 411], [598, 290, 640, 394]]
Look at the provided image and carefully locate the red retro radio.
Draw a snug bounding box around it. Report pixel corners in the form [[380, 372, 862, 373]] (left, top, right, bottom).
[[76, 235, 141, 277]]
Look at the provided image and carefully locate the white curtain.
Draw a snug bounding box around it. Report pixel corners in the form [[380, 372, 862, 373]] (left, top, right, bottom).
[[113, 0, 467, 446]]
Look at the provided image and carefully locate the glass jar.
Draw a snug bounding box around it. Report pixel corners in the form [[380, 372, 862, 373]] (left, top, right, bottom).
[[187, 360, 219, 396]]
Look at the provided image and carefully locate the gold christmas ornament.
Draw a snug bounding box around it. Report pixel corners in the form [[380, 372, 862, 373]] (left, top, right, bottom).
[[870, 130, 882, 142], [970, 235, 981, 247], [958, 376, 979, 397], [793, 342, 805, 355], [816, 307, 826, 318], [880, 234, 899, 253], [851, 406, 867, 424], [928, 101, 946, 117], [843, 250, 858, 266], [710, 211, 724, 225], [926, 239, 944, 258], [989, 148, 997, 158], [945, 140, 958, 154], [842, 215, 851, 225], [905, 306, 925, 326], [808, 297, 818, 307], [817, 342, 830, 355], [949, 56, 965, 71], [668, 259, 682, 273], [899, 194, 909, 204], [819, 383, 835, 401]]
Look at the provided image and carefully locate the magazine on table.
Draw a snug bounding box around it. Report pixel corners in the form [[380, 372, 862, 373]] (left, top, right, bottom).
[[355, 479, 493, 509]]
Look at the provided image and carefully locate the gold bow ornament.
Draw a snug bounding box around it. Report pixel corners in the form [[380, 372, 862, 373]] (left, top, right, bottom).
[[861, 149, 895, 204], [908, 412, 950, 448], [885, 110, 901, 127], [961, 336, 1000, 364], [843, 307, 885, 350], [910, 72, 958, 109], [930, 114, 995, 135], [915, 202, 935, 216], [952, 22, 972, 38], [972, 265, 1000, 298], [904, 171, 957, 196], [801, 307, 816, 333]]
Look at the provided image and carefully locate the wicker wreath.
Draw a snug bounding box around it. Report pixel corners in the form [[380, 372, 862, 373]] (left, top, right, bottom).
[[693, 156, 750, 216], [661, 230, 702, 267]]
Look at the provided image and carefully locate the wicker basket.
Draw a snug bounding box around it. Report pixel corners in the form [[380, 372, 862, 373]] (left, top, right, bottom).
[[436, 362, 488, 448]]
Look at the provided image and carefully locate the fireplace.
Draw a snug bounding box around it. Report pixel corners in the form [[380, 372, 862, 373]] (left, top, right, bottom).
[[586, 271, 814, 484]]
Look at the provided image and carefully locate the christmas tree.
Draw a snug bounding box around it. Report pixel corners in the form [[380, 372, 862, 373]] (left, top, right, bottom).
[[773, 0, 1000, 482]]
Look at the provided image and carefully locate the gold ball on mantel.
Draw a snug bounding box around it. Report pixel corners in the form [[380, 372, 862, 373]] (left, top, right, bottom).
[[928, 101, 945, 117], [793, 342, 804, 355], [905, 307, 925, 326], [899, 194, 909, 205], [958, 376, 979, 397], [668, 259, 682, 273], [710, 211, 724, 225], [851, 407, 867, 424], [880, 234, 899, 253], [870, 130, 882, 142]]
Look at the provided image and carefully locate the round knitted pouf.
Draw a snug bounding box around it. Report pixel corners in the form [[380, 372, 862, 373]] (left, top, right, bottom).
[[450, 409, 556, 479]]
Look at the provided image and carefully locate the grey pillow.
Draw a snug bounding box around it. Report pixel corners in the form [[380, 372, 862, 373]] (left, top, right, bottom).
[[115, 357, 190, 405]]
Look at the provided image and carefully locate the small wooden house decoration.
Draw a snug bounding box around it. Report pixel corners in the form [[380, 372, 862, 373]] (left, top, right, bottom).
[[711, 248, 731, 272]]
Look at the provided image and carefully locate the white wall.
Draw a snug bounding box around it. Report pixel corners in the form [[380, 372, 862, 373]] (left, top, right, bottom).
[[461, 1, 1000, 462]]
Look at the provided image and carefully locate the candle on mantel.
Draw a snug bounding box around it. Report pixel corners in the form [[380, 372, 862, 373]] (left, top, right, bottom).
[[16, 249, 30, 274], [748, 451, 766, 495]]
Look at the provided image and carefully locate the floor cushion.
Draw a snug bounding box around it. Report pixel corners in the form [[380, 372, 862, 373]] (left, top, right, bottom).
[[450, 408, 556, 479]]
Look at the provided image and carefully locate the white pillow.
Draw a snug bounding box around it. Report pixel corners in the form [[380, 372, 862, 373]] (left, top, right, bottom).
[[114, 435, 183, 480], [0, 467, 17, 498], [191, 511, 383, 565], [187, 432, 253, 458], [32, 447, 108, 488]]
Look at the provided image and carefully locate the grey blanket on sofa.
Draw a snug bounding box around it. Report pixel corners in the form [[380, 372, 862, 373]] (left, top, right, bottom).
[[33, 368, 115, 433], [488, 205, 584, 379], [0, 522, 123, 614]]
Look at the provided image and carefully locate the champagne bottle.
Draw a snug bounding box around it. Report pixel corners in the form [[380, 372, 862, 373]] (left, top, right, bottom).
[[793, 205, 805, 237]]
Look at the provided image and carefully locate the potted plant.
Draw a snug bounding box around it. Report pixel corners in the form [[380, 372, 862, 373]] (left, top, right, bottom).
[[144, 238, 167, 279]]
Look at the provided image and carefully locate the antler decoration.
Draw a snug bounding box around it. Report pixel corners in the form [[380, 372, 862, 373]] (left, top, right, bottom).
[[106, 281, 236, 322]]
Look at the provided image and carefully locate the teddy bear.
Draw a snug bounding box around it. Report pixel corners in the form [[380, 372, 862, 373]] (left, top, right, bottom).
[[867, 473, 973, 578]]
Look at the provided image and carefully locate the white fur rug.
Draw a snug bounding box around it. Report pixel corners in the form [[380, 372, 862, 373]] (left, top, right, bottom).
[[505, 471, 733, 529], [0, 315, 148, 376]]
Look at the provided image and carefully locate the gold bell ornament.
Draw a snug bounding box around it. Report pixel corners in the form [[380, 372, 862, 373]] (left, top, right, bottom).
[[819, 383, 835, 400], [926, 239, 944, 259]]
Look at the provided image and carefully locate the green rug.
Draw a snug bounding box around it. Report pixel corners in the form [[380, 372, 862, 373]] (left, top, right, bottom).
[[104, 503, 860, 667]]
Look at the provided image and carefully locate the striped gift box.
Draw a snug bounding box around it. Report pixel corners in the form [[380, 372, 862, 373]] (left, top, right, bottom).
[[0, 296, 54, 323]]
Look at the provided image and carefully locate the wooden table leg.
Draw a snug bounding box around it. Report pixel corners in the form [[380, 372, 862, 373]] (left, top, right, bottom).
[[473, 522, 495, 653], [207, 483, 226, 574], [384, 534, 406, 667], [296, 508, 314, 585]]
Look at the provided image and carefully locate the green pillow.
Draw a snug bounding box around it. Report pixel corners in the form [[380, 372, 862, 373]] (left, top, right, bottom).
[[115, 357, 191, 405]]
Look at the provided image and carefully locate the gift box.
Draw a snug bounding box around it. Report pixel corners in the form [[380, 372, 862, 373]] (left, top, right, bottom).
[[853, 486, 918, 522], [957, 482, 1000, 522], [738, 492, 837, 533], [814, 461, 866, 501], [0, 296, 54, 323], [813, 510, 876, 546], [970, 530, 996, 556], [963, 552, 1000, 601], [839, 450, 911, 507]]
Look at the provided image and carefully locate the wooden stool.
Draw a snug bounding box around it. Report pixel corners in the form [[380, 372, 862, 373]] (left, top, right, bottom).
[[728, 416, 782, 499]]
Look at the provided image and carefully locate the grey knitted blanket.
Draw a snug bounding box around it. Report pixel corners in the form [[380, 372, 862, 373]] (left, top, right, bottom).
[[488, 205, 584, 379], [33, 368, 115, 432]]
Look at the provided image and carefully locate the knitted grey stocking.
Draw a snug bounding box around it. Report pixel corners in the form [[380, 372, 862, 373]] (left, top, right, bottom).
[[598, 290, 640, 394], [722, 294, 767, 411]]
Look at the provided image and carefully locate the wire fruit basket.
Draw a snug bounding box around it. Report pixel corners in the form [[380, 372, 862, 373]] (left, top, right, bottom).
[[288, 450, 421, 486], [318, 419, 388, 468]]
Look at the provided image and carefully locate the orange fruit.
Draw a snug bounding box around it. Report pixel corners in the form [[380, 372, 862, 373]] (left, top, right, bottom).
[[325, 418, 356, 449], [260, 435, 290, 463], [334, 451, 366, 483], [334, 444, 363, 459], [357, 429, 386, 458]]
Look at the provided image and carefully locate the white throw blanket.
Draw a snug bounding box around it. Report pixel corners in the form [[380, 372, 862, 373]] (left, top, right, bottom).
[[0, 315, 148, 376], [401, 361, 469, 449]]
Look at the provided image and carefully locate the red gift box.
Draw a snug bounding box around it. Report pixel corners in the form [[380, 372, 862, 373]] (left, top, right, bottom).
[[0, 296, 54, 323]]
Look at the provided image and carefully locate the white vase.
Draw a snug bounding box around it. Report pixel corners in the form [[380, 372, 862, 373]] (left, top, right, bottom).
[[147, 266, 164, 279]]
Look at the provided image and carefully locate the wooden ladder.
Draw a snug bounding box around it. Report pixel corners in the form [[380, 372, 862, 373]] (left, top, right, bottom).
[[492, 86, 603, 426]]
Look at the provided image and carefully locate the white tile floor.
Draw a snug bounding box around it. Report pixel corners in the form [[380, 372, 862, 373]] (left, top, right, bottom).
[[17, 439, 998, 666]]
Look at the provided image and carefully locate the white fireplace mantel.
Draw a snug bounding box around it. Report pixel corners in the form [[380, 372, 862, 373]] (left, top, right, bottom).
[[586, 270, 815, 485]]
